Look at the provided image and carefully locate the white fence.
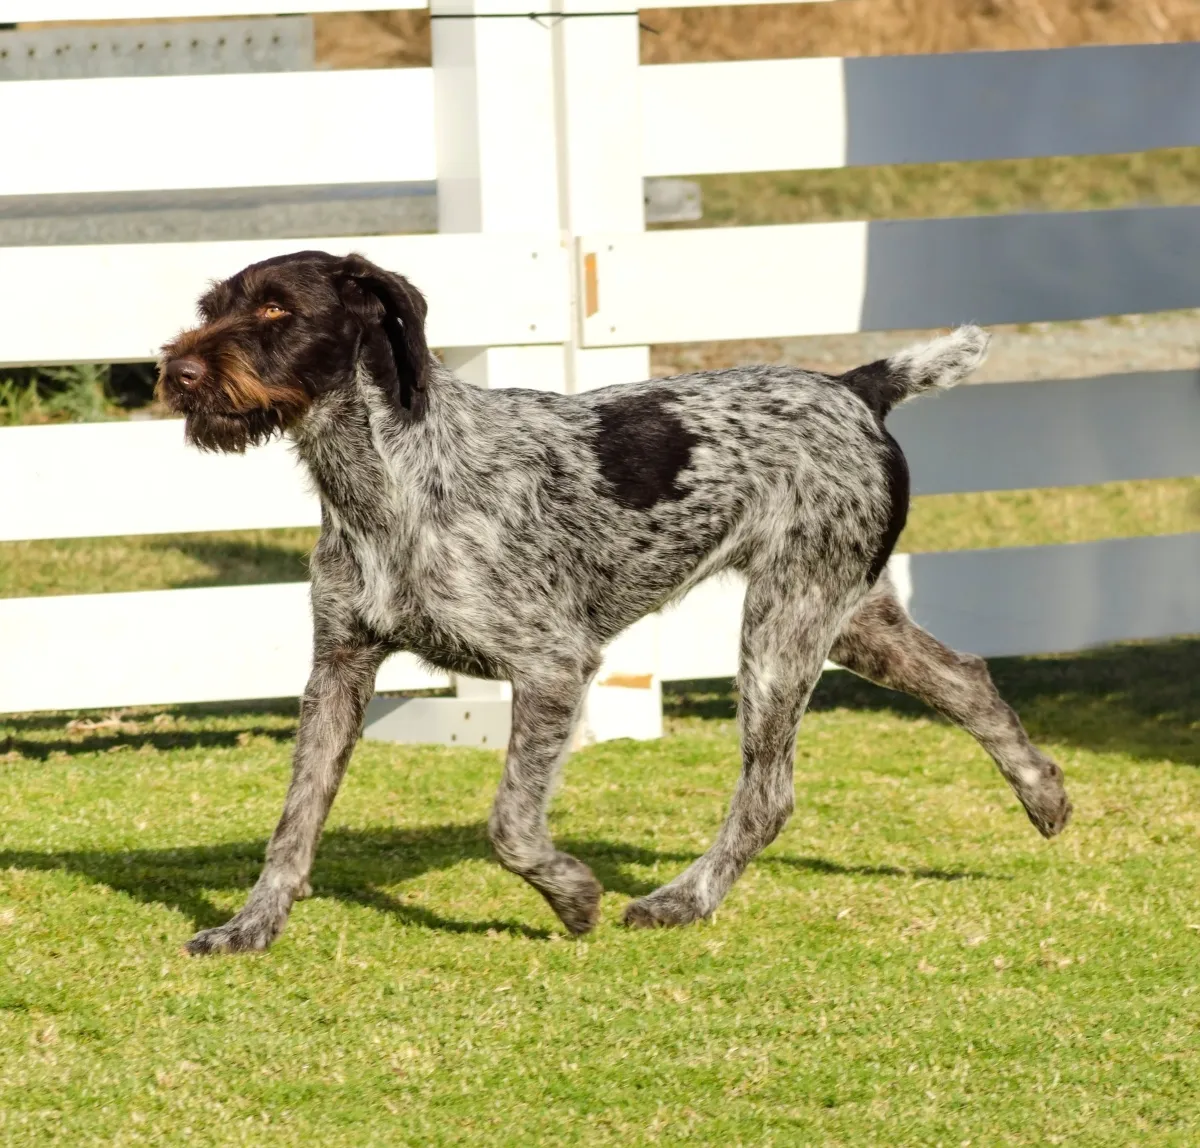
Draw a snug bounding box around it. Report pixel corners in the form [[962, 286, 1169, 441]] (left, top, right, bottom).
[[1, 4, 1198, 741]]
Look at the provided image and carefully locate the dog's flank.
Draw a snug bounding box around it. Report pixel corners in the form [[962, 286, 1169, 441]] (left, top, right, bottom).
[[158, 252, 1070, 955]]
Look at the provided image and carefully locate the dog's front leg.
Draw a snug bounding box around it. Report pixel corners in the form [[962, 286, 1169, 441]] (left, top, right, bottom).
[[187, 640, 386, 955], [488, 662, 603, 935]]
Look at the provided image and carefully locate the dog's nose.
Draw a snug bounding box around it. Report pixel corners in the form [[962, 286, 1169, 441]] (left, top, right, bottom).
[[167, 357, 206, 387]]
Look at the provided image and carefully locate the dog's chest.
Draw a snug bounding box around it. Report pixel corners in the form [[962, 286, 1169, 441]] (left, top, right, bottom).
[[344, 531, 405, 633]]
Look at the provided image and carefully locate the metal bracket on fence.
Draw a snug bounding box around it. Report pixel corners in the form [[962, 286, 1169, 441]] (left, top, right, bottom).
[[0, 16, 314, 81], [644, 178, 703, 225]]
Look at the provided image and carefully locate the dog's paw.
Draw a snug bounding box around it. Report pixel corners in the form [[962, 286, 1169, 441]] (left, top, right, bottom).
[[541, 858, 603, 936], [623, 888, 707, 929], [1016, 752, 1072, 839], [1026, 786, 1073, 839], [185, 913, 284, 956]]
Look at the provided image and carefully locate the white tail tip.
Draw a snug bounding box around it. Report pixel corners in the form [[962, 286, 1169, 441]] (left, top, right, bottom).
[[889, 325, 991, 396]]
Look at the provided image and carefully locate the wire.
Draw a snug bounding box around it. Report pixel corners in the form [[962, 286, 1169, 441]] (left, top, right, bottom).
[[429, 11, 657, 30]]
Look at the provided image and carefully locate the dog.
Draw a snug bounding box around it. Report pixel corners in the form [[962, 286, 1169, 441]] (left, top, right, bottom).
[[158, 250, 1072, 954]]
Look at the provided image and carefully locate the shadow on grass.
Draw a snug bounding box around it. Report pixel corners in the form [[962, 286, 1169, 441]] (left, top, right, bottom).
[[0, 699, 300, 760], [666, 636, 1200, 768], [561, 839, 998, 897], [0, 825, 997, 938]]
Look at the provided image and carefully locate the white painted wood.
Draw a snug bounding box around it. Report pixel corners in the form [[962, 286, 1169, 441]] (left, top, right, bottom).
[[13, 371, 1183, 544], [908, 534, 1200, 659], [580, 223, 867, 347], [0, 420, 318, 542], [0, 1, 422, 20], [581, 207, 1200, 346], [432, 0, 567, 395], [555, 0, 657, 736], [431, 0, 559, 236], [891, 371, 1200, 496], [0, 232, 566, 366], [641, 58, 846, 178], [652, 532, 1200, 685], [659, 573, 746, 683], [586, 613, 663, 742], [362, 696, 510, 748], [838, 43, 1200, 168], [641, 44, 1200, 177], [429, 0, 576, 716], [0, 583, 446, 716], [0, 70, 434, 199], [444, 345, 568, 393]]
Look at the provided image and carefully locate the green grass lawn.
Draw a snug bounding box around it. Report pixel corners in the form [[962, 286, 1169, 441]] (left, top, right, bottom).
[[1, 642, 1198, 1145]]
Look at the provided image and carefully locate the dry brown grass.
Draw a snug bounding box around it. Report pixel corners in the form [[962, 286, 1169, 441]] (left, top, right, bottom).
[[313, 10, 431, 69], [640, 0, 1200, 64], [307, 1, 1200, 71]]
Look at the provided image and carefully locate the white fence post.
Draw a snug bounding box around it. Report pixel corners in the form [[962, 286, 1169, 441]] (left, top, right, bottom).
[[554, 0, 663, 742], [427, 0, 661, 743], [427, 0, 567, 715]]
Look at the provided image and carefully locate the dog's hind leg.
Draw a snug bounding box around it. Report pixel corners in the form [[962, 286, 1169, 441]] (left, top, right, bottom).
[[828, 573, 1071, 837], [625, 573, 851, 928], [186, 637, 387, 955], [488, 657, 604, 935]]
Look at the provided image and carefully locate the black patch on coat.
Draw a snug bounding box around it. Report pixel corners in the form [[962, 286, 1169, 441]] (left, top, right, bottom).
[[838, 358, 907, 419], [590, 394, 699, 510], [867, 430, 910, 585]]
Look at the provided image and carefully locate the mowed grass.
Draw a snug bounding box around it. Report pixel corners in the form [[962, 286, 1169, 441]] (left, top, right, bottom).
[[1, 640, 1199, 1145], [665, 148, 1200, 231]]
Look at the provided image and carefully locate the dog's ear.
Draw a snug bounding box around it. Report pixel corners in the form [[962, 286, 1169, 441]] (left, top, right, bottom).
[[337, 253, 430, 417]]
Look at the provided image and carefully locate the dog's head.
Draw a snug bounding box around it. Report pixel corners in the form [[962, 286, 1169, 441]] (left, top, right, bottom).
[[157, 250, 430, 452]]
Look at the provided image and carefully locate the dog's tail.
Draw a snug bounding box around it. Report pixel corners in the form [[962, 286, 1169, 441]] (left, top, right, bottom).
[[839, 325, 990, 418]]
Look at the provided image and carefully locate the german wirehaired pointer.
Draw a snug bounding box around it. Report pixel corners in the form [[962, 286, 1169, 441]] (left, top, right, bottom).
[[158, 250, 1072, 954]]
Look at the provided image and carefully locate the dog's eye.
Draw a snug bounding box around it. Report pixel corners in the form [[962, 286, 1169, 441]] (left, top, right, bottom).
[[258, 303, 288, 320]]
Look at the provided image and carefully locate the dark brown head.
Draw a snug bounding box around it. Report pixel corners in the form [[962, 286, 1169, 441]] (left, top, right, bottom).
[[157, 250, 430, 452]]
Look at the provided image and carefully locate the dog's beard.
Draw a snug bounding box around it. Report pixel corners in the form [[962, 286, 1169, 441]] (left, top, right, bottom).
[[183, 408, 287, 453]]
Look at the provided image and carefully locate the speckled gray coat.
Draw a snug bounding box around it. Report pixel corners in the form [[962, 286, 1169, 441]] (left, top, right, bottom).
[[158, 252, 1070, 955]]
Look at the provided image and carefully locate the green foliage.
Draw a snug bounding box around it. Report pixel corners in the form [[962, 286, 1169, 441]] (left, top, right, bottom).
[[0, 364, 115, 427], [0, 362, 158, 427]]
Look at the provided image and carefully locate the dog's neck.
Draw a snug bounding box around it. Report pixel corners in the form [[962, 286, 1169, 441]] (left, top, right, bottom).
[[288, 360, 478, 538]]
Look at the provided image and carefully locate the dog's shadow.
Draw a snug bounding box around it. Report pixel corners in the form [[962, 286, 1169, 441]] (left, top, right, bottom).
[[0, 824, 995, 940]]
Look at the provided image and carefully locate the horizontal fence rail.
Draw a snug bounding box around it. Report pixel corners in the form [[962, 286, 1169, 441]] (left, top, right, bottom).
[[907, 533, 1200, 659], [890, 371, 1200, 495], [0, 233, 566, 366], [0, 422, 317, 542], [653, 532, 1200, 682], [6, 531, 1196, 714], [1, 70, 435, 198], [5, 370, 1194, 543], [0, 1, 422, 19], [0, 584, 446, 715], [579, 206, 1200, 346], [641, 43, 1200, 176], [18, 42, 1192, 201], [0, 0, 833, 15]]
